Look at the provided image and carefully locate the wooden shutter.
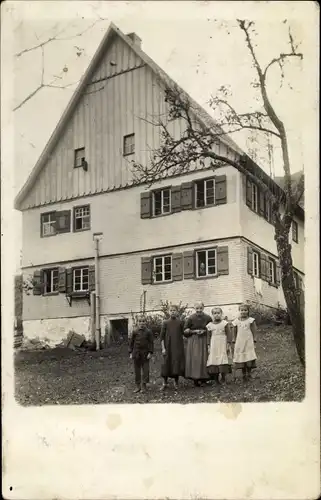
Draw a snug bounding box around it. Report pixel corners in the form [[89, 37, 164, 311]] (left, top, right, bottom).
[[260, 254, 268, 281], [141, 257, 152, 285], [183, 250, 195, 279], [276, 263, 281, 287], [246, 178, 252, 208], [215, 175, 227, 205], [58, 267, 66, 292], [259, 190, 265, 216], [89, 265, 95, 291], [33, 270, 43, 295], [181, 182, 194, 210], [66, 268, 73, 295], [171, 185, 181, 213], [140, 192, 151, 219], [56, 210, 71, 233], [247, 247, 253, 275], [264, 195, 270, 221], [172, 253, 183, 281], [217, 246, 229, 275]]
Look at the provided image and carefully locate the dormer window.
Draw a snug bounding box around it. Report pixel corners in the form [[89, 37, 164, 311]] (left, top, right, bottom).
[[74, 147, 86, 168]]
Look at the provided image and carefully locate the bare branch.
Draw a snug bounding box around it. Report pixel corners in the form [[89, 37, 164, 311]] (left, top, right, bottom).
[[13, 85, 43, 112]]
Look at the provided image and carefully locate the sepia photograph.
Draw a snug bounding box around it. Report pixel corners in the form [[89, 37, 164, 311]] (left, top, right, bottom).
[[2, 1, 319, 499], [12, 6, 306, 406]]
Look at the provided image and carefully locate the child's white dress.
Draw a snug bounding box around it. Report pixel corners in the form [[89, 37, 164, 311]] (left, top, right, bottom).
[[206, 320, 231, 374], [232, 317, 257, 368]]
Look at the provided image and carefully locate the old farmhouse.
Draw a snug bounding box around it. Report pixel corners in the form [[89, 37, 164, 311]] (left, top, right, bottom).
[[15, 23, 304, 345]]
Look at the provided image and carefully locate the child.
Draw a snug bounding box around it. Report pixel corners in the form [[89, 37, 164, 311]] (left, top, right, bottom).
[[184, 302, 212, 387], [129, 316, 154, 393], [160, 305, 185, 391], [206, 307, 232, 384], [232, 304, 257, 381]]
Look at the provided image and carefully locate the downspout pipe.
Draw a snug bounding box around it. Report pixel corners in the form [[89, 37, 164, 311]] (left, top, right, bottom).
[[94, 235, 101, 350]]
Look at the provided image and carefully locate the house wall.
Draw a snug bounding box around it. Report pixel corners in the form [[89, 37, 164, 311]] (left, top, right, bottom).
[[240, 175, 304, 273], [22, 237, 244, 342], [21, 166, 241, 268]]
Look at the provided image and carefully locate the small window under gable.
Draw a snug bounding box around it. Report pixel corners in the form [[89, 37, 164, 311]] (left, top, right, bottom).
[[123, 134, 135, 156], [74, 147, 86, 168]]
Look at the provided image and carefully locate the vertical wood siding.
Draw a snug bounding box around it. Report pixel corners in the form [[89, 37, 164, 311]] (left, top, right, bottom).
[[20, 35, 239, 210]]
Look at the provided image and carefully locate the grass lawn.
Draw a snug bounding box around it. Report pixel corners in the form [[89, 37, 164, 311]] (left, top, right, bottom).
[[15, 324, 305, 405]]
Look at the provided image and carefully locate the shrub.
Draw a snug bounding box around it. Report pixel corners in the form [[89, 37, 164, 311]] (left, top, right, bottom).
[[246, 301, 289, 326]]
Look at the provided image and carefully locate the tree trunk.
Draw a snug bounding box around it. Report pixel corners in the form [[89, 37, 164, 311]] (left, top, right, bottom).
[[275, 226, 305, 366]]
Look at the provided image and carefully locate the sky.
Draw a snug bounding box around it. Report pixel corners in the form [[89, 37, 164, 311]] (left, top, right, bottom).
[[4, 1, 313, 272]]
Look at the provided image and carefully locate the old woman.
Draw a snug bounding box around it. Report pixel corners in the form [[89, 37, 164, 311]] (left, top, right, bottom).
[[184, 302, 212, 387]]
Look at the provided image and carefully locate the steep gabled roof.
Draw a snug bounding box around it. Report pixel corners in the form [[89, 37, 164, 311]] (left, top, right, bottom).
[[14, 22, 304, 221], [14, 22, 243, 211]]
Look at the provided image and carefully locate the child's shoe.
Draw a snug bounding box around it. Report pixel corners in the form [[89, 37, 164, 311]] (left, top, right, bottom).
[[160, 383, 168, 392], [141, 383, 147, 393], [134, 385, 141, 393]]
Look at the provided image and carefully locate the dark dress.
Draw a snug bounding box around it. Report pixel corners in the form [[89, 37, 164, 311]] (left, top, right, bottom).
[[160, 318, 185, 378], [184, 312, 212, 381]]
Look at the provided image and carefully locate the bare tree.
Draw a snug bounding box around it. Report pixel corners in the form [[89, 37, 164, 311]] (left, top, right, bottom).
[[132, 20, 305, 365]]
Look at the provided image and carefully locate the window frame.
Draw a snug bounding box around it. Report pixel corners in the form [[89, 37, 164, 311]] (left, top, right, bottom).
[[251, 183, 258, 212], [268, 258, 276, 285], [41, 211, 56, 238], [152, 188, 171, 217], [196, 247, 218, 279], [43, 267, 59, 295], [72, 266, 90, 293], [252, 251, 260, 278], [195, 177, 216, 209], [74, 147, 86, 168], [123, 133, 135, 156], [73, 205, 91, 232], [292, 220, 298, 243], [152, 254, 172, 283]]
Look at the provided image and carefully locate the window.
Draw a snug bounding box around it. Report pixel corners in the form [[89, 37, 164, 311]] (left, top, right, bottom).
[[153, 189, 171, 216], [41, 212, 56, 237], [43, 268, 59, 294], [73, 205, 90, 231], [268, 258, 276, 284], [195, 178, 215, 208], [123, 134, 135, 156], [74, 147, 86, 168], [73, 267, 89, 292], [292, 221, 298, 243], [196, 248, 217, 277], [252, 251, 260, 277], [251, 183, 258, 212], [153, 255, 172, 282]]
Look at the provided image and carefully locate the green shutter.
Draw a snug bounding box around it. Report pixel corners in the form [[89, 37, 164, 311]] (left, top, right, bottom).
[[141, 257, 152, 285], [140, 192, 151, 218], [89, 265, 95, 291], [247, 247, 253, 275], [58, 267, 66, 292], [66, 268, 73, 295], [171, 185, 182, 213], [183, 251, 195, 279], [172, 253, 183, 281], [33, 270, 43, 295], [181, 182, 194, 210], [246, 178, 252, 208]]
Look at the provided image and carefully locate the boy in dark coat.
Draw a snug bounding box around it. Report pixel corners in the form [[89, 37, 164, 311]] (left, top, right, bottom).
[[129, 316, 154, 393], [160, 305, 185, 391]]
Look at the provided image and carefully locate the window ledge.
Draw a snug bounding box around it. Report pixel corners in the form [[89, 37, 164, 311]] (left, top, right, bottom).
[[195, 274, 218, 280], [68, 291, 90, 298], [73, 227, 91, 233], [41, 232, 57, 238], [152, 279, 173, 286], [43, 291, 59, 296], [123, 151, 135, 157]]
